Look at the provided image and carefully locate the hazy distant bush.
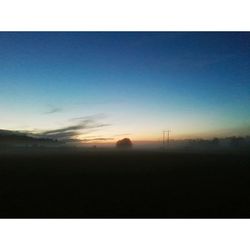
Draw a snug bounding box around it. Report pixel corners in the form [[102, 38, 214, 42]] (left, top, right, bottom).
[[116, 138, 133, 149]]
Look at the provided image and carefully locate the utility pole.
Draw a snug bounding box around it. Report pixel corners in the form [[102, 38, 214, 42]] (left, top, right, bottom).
[[167, 130, 170, 145], [163, 130, 165, 148], [162, 130, 171, 149]]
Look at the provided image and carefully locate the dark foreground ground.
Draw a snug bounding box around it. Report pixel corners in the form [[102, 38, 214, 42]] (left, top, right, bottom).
[[0, 149, 250, 218]]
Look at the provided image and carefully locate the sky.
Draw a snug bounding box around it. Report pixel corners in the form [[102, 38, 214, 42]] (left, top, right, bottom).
[[0, 32, 250, 144]]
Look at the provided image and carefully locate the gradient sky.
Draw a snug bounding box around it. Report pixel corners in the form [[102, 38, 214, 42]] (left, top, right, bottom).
[[0, 32, 250, 143]]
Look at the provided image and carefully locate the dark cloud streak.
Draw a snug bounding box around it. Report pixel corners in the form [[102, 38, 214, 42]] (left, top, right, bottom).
[[38, 116, 110, 141], [44, 106, 63, 114], [0, 114, 111, 142], [80, 137, 114, 142]]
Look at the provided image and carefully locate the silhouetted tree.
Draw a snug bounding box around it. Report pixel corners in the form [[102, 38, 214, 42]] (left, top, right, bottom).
[[211, 137, 220, 147], [116, 138, 133, 149]]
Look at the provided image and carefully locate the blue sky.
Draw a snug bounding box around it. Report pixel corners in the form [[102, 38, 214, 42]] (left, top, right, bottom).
[[0, 32, 250, 142]]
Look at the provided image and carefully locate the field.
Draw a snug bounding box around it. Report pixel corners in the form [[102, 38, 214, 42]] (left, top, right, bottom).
[[0, 149, 250, 218]]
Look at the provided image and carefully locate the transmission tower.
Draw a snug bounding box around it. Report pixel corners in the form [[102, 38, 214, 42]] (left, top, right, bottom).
[[162, 130, 171, 149]]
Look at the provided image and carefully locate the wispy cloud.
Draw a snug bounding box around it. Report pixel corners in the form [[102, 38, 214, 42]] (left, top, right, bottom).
[[44, 105, 63, 114], [80, 137, 114, 142], [0, 114, 111, 143], [37, 115, 110, 140], [69, 113, 106, 121]]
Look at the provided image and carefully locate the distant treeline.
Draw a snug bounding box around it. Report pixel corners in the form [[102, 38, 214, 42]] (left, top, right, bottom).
[[184, 136, 250, 151], [0, 131, 62, 148]]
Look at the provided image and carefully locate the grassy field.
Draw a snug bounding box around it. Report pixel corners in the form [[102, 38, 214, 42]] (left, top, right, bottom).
[[0, 149, 250, 218]]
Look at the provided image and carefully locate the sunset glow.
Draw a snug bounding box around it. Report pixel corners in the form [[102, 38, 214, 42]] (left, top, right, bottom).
[[0, 32, 250, 145]]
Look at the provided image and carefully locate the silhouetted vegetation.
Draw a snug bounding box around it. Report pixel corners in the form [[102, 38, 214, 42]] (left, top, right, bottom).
[[0, 131, 61, 149], [116, 138, 133, 149], [183, 136, 250, 152]]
